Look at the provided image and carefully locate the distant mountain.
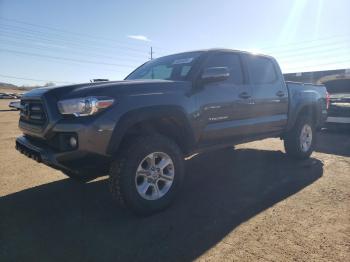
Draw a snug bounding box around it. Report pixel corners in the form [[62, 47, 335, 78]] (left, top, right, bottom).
[[0, 82, 19, 89], [0, 82, 47, 91]]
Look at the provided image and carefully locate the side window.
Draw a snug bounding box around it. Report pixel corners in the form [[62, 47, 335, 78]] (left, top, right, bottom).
[[140, 65, 172, 79], [204, 53, 244, 85], [247, 56, 277, 84], [180, 65, 191, 77]]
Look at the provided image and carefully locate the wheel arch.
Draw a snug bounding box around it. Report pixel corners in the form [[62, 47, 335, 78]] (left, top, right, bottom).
[[287, 102, 320, 131], [107, 106, 196, 155]]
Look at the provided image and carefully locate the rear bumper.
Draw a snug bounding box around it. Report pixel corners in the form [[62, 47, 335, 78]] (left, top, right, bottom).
[[327, 116, 350, 124]]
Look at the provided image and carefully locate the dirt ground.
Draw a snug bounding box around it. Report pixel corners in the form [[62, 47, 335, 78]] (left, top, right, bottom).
[[0, 95, 349, 262]]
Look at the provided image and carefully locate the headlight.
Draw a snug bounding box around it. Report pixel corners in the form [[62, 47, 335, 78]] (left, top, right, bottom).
[[57, 97, 114, 116]]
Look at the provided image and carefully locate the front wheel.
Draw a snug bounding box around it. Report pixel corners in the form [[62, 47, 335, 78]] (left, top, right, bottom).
[[284, 116, 316, 159], [108, 135, 184, 215]]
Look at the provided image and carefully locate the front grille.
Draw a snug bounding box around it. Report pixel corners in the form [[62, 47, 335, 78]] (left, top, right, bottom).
[[20, 100, 47, 126]]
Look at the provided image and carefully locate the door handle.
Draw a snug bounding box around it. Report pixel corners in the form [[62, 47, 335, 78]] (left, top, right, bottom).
[[239, 92, 251, 99], [276, 90, 285, 97]]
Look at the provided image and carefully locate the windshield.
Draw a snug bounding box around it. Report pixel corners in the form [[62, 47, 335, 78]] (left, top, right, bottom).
[[126, 51, 203, 81]]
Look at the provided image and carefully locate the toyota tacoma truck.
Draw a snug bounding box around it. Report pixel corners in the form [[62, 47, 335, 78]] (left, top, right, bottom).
[[15, 49, 328, 215]]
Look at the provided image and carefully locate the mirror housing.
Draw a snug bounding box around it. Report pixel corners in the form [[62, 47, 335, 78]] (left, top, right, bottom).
[[201, 67, 230, 83]]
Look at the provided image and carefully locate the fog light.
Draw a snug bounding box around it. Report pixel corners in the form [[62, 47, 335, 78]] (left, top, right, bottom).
[[69, 136, 77, 148]]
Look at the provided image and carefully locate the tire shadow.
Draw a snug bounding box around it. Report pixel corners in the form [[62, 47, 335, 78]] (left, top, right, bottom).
[[0, 148, 323, 261]]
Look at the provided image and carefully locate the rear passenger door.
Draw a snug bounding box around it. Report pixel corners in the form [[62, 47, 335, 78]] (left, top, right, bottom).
[[196, 52, 254, 144], [243, 54, 289, 134]]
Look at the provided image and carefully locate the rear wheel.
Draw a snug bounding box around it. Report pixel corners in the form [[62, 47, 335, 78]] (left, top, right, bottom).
[[109, 135, 184, 215], [284, 116, 315, 159]]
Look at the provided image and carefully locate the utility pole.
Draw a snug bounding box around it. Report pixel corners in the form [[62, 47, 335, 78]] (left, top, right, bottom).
[[150, 46, 153, 60]]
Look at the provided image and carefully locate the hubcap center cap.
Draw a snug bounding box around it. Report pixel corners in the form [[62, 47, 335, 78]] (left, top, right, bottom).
[[149, 168, 161, 181]]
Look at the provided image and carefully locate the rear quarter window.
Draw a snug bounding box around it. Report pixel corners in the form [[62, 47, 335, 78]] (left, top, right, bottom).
[[247, 56, 278, 84]]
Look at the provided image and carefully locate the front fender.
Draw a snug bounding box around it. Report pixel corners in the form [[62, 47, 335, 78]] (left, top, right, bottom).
[[106, 106, 195, 155]]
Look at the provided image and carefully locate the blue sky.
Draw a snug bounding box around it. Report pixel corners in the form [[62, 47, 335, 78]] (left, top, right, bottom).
[[0, 0, 349, 86]]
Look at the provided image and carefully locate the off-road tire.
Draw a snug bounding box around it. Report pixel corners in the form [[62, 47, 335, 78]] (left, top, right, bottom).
[[108, 135, 184, 215], [284, 115, 316, 159]]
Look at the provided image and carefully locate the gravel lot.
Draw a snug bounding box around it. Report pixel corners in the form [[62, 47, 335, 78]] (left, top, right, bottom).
[[0, 96, 349, 262]]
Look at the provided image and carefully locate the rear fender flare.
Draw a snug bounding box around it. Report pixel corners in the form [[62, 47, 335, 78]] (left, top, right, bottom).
[[287, 101, 319, 131]]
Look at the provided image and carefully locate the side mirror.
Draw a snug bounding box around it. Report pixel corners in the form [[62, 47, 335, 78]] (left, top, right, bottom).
[[201, 67, 230, 83]]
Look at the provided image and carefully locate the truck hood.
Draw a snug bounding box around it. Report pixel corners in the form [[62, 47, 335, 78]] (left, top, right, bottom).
[[22, 79, 192, 100]]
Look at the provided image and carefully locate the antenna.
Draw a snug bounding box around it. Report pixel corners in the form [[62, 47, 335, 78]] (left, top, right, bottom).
[[150, 46, 153, 60]]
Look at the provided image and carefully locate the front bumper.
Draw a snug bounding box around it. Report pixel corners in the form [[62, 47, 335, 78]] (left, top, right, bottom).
[[15, 135, 110, 174], [16, 135, 74, 172]]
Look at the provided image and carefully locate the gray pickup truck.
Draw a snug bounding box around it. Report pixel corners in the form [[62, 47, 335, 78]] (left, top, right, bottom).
[[16, 49, 328, 214]]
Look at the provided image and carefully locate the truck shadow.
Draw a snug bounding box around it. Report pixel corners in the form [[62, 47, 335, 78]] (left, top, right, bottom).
[[0, 148, 323, 262]]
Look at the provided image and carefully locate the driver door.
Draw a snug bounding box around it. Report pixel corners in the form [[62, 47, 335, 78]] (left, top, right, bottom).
[[195, 52, 254, 145]]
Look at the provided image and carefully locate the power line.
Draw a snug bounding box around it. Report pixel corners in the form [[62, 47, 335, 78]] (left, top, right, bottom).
[[1, 33, 348, 64], [258, 34, 350, 51], [264, 39, 350, 56], [1, 16, 349, 60], [273, 45, 350, 61], [153, 34, 350, 57], [0, 33, 149, 65], [0, 17, 172, 59], [0, 38, 148, 63], [0, 28, 150, 57], [0, 48, 138, 68], [0, 17, 154, 53], [282, 59, 350, 72], [0, 74, 73, 84], [2, 17, 349, 63], [2, 52, 130, 74], [1, 16, 349, 77]]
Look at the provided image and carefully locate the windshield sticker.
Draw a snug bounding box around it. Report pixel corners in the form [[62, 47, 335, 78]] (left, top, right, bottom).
[[172, 58, 194, 65]]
